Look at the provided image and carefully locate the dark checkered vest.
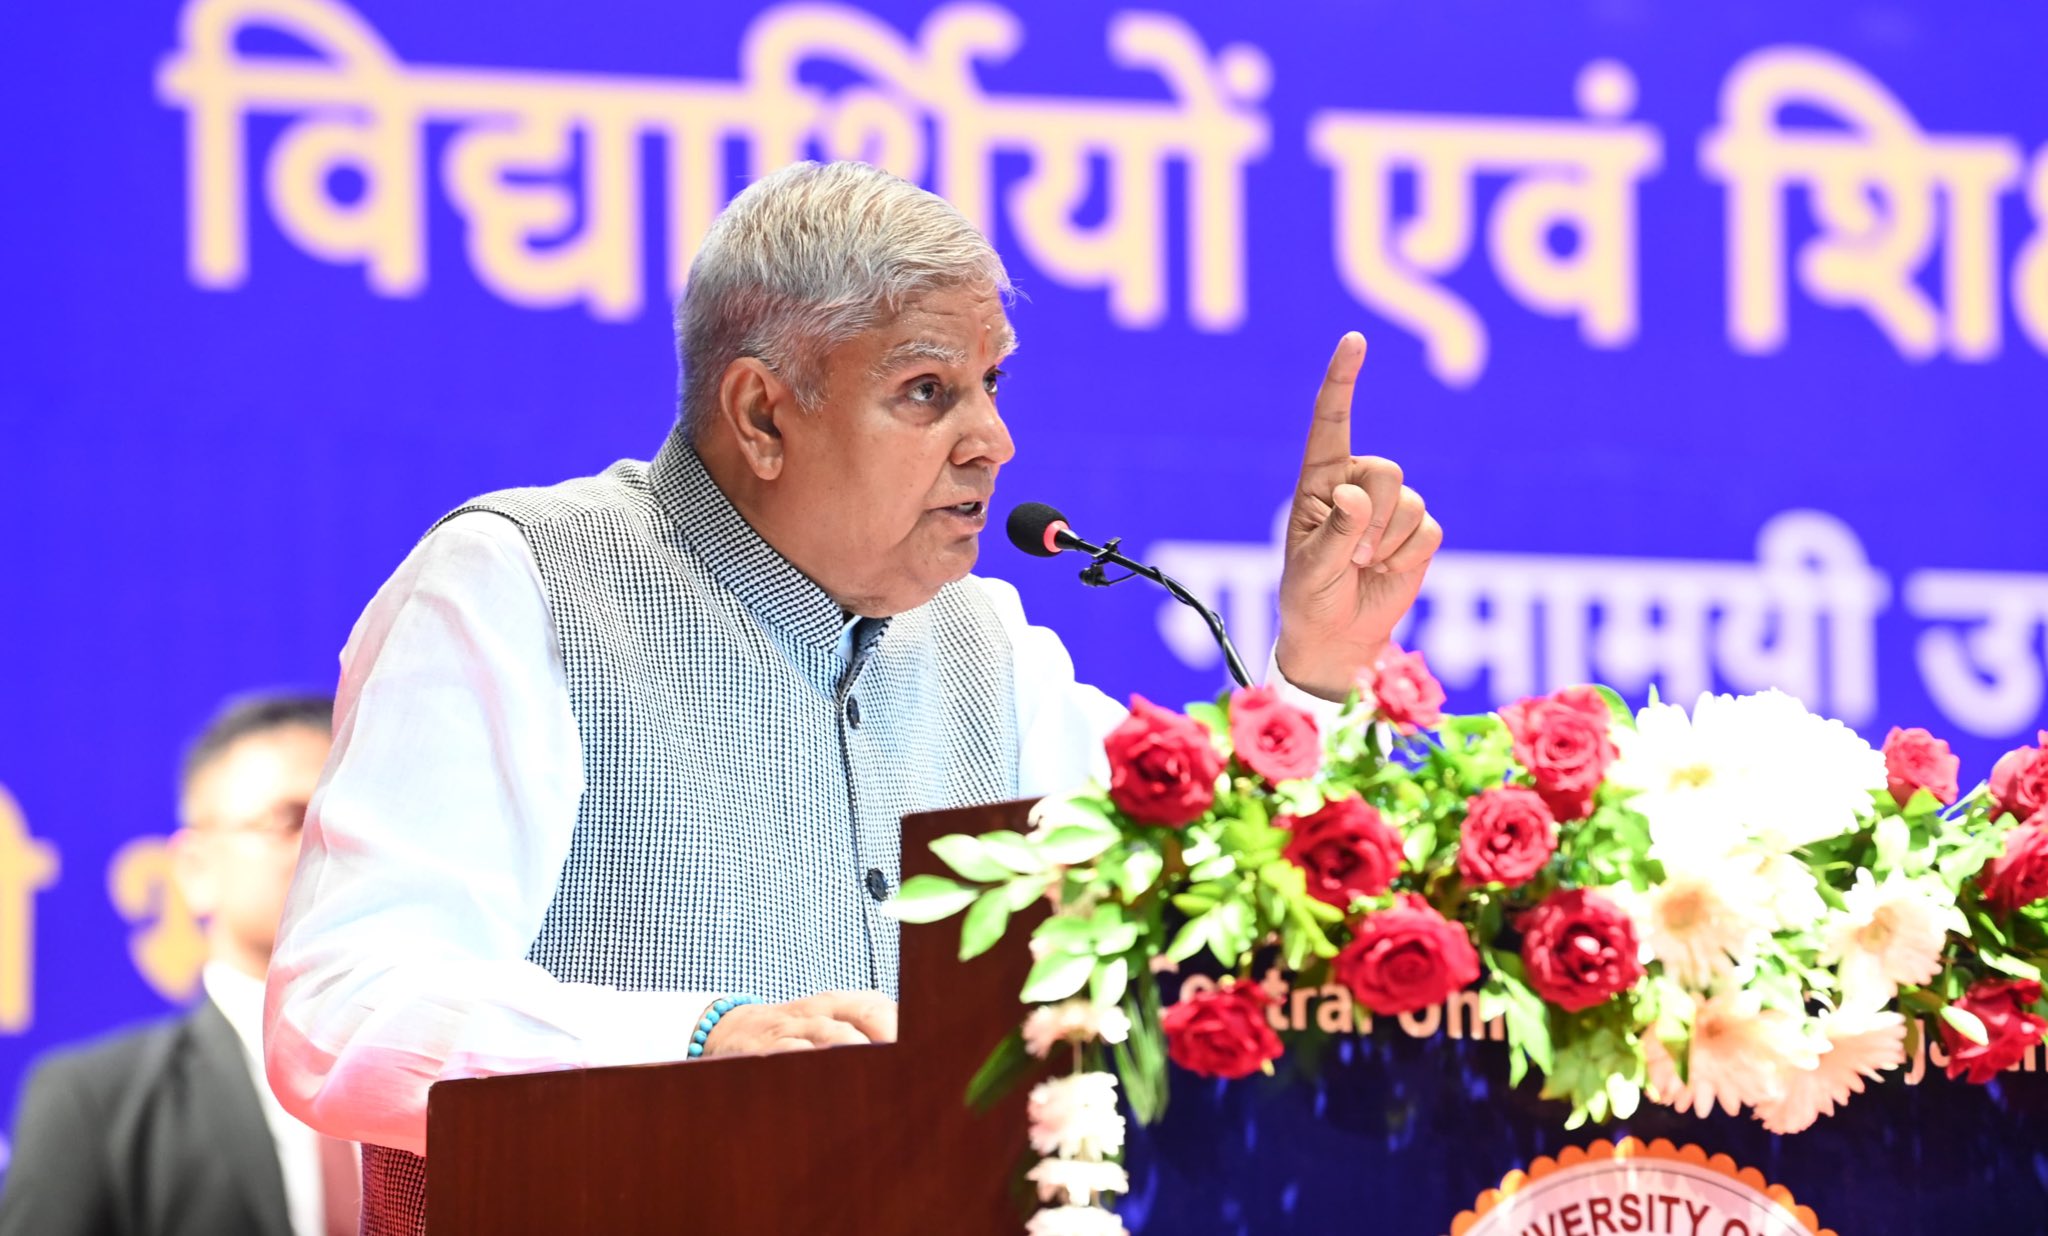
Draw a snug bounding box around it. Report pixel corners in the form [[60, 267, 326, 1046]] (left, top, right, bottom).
[[361, 428, 1021, 1234]]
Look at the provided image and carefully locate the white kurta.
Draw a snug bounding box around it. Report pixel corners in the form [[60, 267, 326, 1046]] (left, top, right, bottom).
[[265, 511, 1333, 1154]]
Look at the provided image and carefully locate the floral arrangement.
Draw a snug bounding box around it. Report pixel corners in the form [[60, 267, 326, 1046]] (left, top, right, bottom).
[[886, 650, 2048, 1236]]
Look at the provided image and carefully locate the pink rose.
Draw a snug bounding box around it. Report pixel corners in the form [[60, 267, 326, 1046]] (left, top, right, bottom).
[[1228, 686, 1321, 784], [1282, 795, 1405, 909], [1991, 733, 2048, 824], [1518, 888, 1643, 1012], [1980, 817, 2048, 914], [1499, 688, 1618, 822], [1942, 978, 2048, 1085], [1105, 696, 1223, 827], [1882, 726, 1960, 808], [1334, 894, 1481, 1016], [1161, 979, 1284, 1080], [1456, 787, 1558, 888], [1369, 646, 1445, 735]]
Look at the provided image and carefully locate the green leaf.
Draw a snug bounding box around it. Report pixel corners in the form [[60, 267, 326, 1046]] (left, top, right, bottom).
[[1271, 780, 1326, 818], [1209, 899, 1255, 965], [978, 830, 1046, 875], [1606, 1073, 1641, 1120], [1020, 951, 1097, 1003], [1034, 915, 1096, 949], [1591, 685, 1636, 731], [1903, 787, 1944, 819], [1938, 831, 2008, 889], [1259, 861, 1306, 894], [1941, 1003, 1990, 1046], [997, 873, 1054, 912], [1036, 824, 1120, 866], [963, 1028, 1035, 1110], [1180, 830, 1223, 867], [1874, 815, 1909, 874], [883, 875, 979, 923], [1185, 700, 1229, 737], [958, 887, 1013, 961], [1486, 955, 1555, 1077], [1165, 913, 1212, 962], [1094, 922, 1143, 955], [1188, 854, 1237, 882], [1091, 955, 1130, 1008], [928, 834, 1015, 883], [1116, 843, 1165, 900], [1983, 951, 2043, 981], [1111, 988, 1170, 1125]]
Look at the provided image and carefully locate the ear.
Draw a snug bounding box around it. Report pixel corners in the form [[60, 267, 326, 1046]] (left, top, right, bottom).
[[168, 829, 221, 920], [716, 358, 797, 481]]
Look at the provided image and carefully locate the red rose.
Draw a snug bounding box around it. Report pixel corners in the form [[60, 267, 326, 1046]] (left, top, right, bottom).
[[1499, 688, 1617, 821], [1228, 686, 1321, 784], [1980, 818, 2048, 913], [1941, 978, 2048, 1085], [1882, 726, 1960, 808], [1282, 795, 1405, 909], [1519, 888, 1643, 1012], [1457, 787, 1558, 888], [1161, 978, 1284, 1080], [1991, 733, 2048, 823], [1333, 893, 1480, 1016], [1105, 695, 1224, 827], [1369, 646, 1445, 735]]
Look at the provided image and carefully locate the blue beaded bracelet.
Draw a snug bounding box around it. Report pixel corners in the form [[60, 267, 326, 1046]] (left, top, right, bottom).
[[687, 994, 763, 1058]]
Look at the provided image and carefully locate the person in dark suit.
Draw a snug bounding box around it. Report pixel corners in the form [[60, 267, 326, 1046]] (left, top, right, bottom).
[[0, 694, 357, 1236]]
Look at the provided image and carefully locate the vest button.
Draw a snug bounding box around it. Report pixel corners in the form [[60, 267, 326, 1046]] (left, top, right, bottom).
[[865, 868, 889, 901], [846, 695, 862, 727]]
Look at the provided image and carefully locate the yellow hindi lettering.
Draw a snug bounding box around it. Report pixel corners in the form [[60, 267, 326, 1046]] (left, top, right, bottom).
[[158, 0, 1272, 331], [107, 836, 209, 1002], [1699, 46, 2021, 361], [157, 0, 427, 295], [1309, 60, 1661, 387], [740, 4, 1270, 331], [0, 782, 61, 1034], [2013, 149, 2048, 355]]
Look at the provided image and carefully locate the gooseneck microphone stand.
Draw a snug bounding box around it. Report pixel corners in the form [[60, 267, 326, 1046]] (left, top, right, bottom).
[[1060, 531, 1255, 690]]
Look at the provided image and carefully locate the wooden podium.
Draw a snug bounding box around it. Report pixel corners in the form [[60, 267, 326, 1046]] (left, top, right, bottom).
[[424, 799, 1044, 1234]]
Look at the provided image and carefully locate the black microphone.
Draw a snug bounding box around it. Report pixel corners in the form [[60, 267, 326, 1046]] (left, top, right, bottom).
[[1005, 502, 1253, 688], [1005, 501, 1084, 558]]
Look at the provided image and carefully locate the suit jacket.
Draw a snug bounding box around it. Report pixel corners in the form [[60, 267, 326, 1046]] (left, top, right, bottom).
[[0, 997, 292, 1236]]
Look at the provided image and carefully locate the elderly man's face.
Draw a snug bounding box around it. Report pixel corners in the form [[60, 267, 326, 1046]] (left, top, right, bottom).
[[779, 283, 1017, 615]]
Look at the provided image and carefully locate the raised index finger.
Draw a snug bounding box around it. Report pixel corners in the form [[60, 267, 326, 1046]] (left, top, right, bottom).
[[1302, 332, 1367, 481]]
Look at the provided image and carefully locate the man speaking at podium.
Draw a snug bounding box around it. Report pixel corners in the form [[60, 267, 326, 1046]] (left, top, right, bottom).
[[265, 159, 1441, 1234]]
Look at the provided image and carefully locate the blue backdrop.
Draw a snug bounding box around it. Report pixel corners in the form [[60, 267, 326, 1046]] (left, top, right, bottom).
[[4, 1, 2046, 1229]]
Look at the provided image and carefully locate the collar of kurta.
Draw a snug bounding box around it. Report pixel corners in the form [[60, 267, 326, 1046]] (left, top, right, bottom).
[[649, 425, 866, 653]]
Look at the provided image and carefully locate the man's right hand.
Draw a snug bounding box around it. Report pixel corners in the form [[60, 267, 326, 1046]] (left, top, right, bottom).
[[698, 991, 897, 1057]]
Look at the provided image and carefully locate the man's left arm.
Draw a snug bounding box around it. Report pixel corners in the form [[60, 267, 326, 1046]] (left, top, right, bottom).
[[991, 330, 1434, 792], [1271, 331, 1442, 701]]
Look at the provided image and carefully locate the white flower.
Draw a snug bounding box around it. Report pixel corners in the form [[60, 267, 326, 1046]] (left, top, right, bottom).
[[1750, 851, 1827, 933], [1027, 1072, 1126, 1161], [1027, 1157, 1131, 1205], [1644, 989, 1821, 1118], [1023, 1000, 1133, 1059], [1752, 1008, 1906, 1134], [1820, 869, 1964, 1010], [1613, 691, 1884, 862], [1624, 863, 1775, 989], [1026, 1204, 1128, 1236], [1729, 691, 1886, 852], [1612, 697, 1752, 864]]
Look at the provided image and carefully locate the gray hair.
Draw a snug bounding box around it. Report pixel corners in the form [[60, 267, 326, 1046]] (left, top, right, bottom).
[[676, 160, 1012, 439]]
